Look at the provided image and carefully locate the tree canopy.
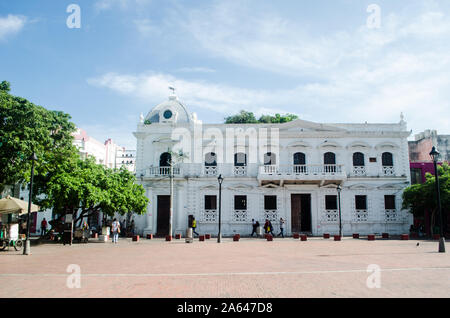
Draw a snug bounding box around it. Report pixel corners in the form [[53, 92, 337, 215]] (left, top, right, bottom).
[[402, 162, 449, 233], [0, 81, 77, 191], [225, 110, 298, 124], [33, 155, 149, 225]]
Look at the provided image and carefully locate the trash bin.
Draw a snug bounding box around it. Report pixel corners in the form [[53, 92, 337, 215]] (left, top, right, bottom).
[[185, 227, 193, 243], [256, 226, 263, 237]]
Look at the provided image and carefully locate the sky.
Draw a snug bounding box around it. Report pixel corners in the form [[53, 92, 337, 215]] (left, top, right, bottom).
[[1, 0, 449, 149]]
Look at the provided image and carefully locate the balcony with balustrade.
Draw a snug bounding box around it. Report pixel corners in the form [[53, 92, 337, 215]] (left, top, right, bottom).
[[257, 164, 347, 184]]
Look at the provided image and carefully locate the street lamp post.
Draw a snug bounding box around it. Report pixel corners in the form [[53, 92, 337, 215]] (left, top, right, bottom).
[[217, 174, 223, 243], [23, 152, 37, 255], [429, 147, 445, 253], [337, 184, 342, 238]]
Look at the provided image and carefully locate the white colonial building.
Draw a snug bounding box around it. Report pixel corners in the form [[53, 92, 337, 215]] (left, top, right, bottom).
[[133, 93, 413, 237]]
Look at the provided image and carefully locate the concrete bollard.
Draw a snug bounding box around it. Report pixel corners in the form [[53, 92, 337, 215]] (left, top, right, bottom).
[[323, 233, 330, 239], [266, 234, 273, 241], [233, 234, 240, 241], [300, 234, 307, 241], [293, 233, 300, 239], [205, 234, 211, 240], [334, 235, 341, 241], [199, 235, 205, 241]]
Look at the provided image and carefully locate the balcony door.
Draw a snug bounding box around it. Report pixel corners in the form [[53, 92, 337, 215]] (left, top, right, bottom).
[[291, 194, 312, 233]]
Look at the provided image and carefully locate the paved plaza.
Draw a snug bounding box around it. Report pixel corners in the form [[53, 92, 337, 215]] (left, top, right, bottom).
[[0, 236, 449, 298]]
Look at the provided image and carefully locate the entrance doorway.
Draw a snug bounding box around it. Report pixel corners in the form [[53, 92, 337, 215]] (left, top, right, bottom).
[[291, 194, 312, 233], [156, 195, 170, 237]]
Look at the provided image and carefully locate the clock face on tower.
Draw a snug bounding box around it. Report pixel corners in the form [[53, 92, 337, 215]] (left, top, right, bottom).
[[163, 110, 173, 119]]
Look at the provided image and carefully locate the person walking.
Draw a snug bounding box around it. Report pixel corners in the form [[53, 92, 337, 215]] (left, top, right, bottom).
[[111, 218, 120, 244], [41, 218, 48, 237], [277, 217, 285, 238], [130, 219, 135, 236], [264, 219, 274, 236], [251, 219, 259, 237], [192, 217, 199, 236]]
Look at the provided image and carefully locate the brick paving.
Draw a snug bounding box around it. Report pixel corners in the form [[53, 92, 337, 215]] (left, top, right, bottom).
[[0, 237, 449, 298]]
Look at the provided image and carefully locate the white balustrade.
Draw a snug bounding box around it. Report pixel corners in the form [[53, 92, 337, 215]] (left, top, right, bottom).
[[383, 166, 395, 176], [233, 210, 248, 222], [264, 210, 278, 222], [352, 166, 366, 176], [204, 166, 218, 176], [353, 209, 368, 222], [323, 210, 338, 222], [234, 166, 247, 176], [385, 209, 398, 222], [202, 209, 217, 223]]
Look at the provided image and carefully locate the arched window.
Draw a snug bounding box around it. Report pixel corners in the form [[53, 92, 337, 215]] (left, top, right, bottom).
[[382, 152, 393, 166], [159, 152, 171, 167], [353, 152, 365, 166], [205, 152, 217, 166], [293, 152, 306, 165], [324, 152, 336, 165], [324, 152, 336, 173], [234, 153, 247, 166], [264, 152, 276, 165]]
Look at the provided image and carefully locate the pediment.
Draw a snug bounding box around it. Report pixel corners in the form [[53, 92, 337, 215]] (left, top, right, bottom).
[[347, 141, 372, 149], [347, 183, 375, 190], [286, 141, 313, 149], [375, 142, 400, 150], [318, 140, 343, 149], [200, 184, 218, 190], [377, 183, 407, 190], [226, 184, 254, 191]]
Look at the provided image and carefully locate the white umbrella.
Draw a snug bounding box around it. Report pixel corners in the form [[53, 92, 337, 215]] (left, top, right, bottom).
[[0, 196, 40, 215]]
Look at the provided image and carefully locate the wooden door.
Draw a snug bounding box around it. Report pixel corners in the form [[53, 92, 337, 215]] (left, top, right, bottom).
[[291, 194, 312, 233], [291, 194, 302, 233], [156, 195, 170, 237]]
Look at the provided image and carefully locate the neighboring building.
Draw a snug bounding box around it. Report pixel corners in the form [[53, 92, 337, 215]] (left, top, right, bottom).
[[409, 130, 450, 163], [408, 130, 449, 237], [116, 148, 136, 173], [133, 93, 413, 237], [73, 128, 107, 165]]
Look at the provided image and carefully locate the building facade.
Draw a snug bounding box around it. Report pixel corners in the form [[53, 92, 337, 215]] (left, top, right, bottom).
[[134, 94, 413, 237]]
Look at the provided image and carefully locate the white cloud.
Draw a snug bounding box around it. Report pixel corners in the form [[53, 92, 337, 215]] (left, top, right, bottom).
[[0, 15, 27, 41], [89, 2, 450, 135], [94, 0, 151, 11], [175, 67, 216, 74]]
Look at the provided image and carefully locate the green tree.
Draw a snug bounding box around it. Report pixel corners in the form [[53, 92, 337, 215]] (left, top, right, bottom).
[[0, 81, 77, 192], [33, 155, 149, 227], [258, 113, 298, 123], [402, 162, 450, 234], [225, 110, 298, 124], [225, 110, 258, 124]]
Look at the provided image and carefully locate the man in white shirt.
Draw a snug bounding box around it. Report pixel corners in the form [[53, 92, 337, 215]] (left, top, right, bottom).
[[111, 218, 120, 243]]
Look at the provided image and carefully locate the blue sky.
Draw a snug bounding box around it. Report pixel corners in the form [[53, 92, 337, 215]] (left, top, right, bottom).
[[1, 0, 450, 149]]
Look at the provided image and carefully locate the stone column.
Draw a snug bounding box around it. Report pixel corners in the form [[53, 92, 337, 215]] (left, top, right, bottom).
[[143, 186, 153, 236]]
